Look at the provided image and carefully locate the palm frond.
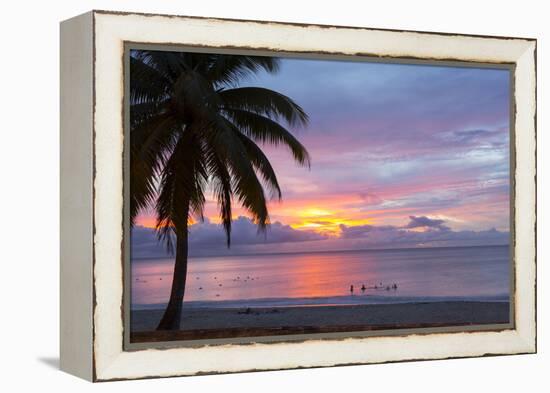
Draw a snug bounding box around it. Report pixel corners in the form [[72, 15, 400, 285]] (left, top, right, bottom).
[[129, 113, 179, 223], [225, 122, 282, 200], [220, 87, 308, 127], [202, 145, 233, 246], [130, 99, 170, 128], [155, 130, 208, 251], [130, 56, 172, 105], [224, 109, 311, 167], [207, 55, 280, 87], [203, 119, 269, 229], [130, 153, 160, 224], [132, 50, 189, 82]]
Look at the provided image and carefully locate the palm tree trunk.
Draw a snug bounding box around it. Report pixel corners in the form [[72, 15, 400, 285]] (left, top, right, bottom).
[[156, 224, 189, 331]]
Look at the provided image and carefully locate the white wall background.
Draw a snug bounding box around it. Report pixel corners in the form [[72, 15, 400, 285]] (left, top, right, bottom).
[[0, 0, 545, 390]]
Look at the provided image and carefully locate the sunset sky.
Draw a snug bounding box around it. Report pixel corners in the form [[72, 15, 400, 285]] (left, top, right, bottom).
[[133, 56, 510, 258]]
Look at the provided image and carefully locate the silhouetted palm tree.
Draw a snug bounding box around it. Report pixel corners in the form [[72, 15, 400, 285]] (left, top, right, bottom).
[[130, 50, 310, 330]]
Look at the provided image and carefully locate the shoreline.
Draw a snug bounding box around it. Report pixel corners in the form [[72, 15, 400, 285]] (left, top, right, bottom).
[[130, 301, 510, 342], [132, 294, 510, 310]]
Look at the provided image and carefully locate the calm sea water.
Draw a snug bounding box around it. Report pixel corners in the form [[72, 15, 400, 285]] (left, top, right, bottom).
[[131, 245, 510, 309]]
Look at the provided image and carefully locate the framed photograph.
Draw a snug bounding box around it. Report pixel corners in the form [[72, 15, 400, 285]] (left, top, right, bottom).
[[60, 10, 536, 381]]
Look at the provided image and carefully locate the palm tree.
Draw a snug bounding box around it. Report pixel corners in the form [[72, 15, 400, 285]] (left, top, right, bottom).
[[130, 50, 310, 330]]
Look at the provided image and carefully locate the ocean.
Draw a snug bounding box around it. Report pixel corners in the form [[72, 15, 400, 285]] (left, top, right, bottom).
[[131, 245, 510, 310]]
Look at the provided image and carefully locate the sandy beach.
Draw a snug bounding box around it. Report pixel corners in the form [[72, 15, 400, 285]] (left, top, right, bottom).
[[130, 301, 509, 342]]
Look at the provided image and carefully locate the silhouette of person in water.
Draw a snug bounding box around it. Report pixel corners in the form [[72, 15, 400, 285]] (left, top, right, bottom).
[[361, 284, 366, 292], [350, 285, 354, 294]]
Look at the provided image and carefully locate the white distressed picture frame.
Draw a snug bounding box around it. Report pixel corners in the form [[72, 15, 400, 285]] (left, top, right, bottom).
[[60, 10, 536, 381]]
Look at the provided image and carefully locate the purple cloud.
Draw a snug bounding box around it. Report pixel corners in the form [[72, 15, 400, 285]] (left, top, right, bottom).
[[190, 216, 326, 246], [337, 224, 396, 239], [405, 215, 450, 231], [131, 217, 326, 259], [339, 221, 508, 249]]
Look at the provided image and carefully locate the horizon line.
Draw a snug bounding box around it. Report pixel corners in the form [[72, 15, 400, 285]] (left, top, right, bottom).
[[131, 242, 510, 262]]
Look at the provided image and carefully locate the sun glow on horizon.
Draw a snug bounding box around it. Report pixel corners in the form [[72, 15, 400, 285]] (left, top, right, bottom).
[[289, 207, 374, 237]]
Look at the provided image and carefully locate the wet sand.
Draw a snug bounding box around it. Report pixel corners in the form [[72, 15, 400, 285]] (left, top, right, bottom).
[[130, 301, 510, 342]]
